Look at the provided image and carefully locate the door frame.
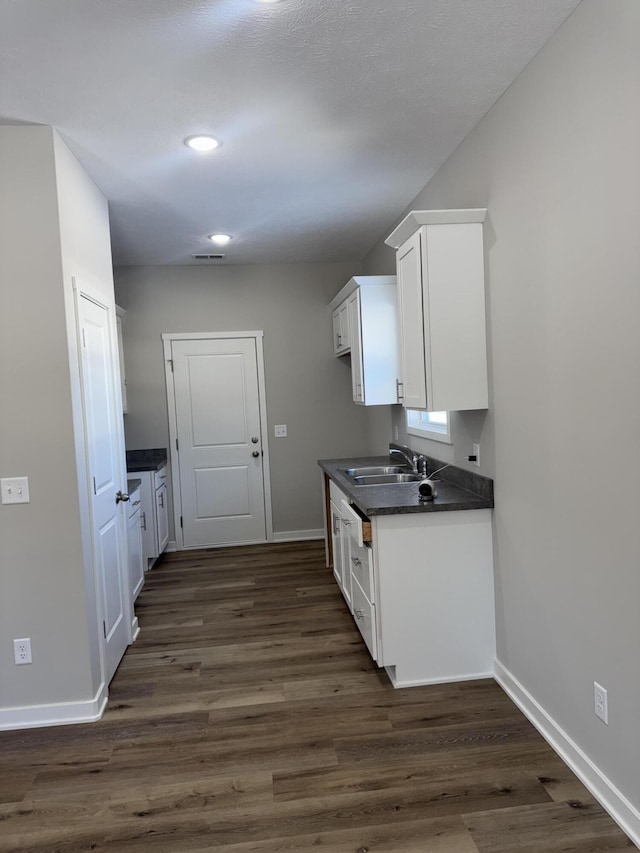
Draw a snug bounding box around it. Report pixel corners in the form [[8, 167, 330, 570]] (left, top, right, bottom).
[[163, 331, 273, 551], [73, 277, 133, 688]]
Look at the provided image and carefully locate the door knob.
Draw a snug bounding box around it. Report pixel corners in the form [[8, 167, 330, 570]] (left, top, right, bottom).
[[251, 436, 259, 444], [252, 450, 260, 457], [115, 490, 129, 503]]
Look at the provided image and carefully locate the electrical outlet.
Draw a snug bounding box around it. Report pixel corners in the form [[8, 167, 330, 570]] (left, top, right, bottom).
[[467, 443, 480, 467], [13, 638, 32, 665], [594, 681, 608, 724]]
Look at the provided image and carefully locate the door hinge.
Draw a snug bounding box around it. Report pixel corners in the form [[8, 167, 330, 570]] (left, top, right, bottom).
[[102, 621, 107, 639], [176, 438, 179, 451], [180, 516, 183, 528], [82, 328, 87, 348], [168, 359, 174, 372]]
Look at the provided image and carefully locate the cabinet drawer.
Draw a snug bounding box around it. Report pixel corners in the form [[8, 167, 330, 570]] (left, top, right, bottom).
[[153, 465, 167, 490], [352, 576, 377, 661], [349, 539, 374, 602], [340, 498, 371, 545]]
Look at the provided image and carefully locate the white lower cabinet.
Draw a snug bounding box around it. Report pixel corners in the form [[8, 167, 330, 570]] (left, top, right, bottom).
[[137, 464, 170, 568], [127, 486, 144, 601], [326, 478, 495, 688]]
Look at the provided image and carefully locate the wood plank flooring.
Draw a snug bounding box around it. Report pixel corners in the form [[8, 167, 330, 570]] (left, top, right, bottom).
[[0, 541, 634, 852]]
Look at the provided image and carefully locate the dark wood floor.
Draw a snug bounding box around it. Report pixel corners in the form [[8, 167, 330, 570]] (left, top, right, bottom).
[[0, 541, 634, 852]]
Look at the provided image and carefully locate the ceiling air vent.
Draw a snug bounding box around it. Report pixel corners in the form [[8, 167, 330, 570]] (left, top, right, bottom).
[[192, 253, 226, 260]]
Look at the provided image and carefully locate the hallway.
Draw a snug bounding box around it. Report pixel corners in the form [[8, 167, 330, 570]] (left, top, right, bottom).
[[0, 542, 633, 851]]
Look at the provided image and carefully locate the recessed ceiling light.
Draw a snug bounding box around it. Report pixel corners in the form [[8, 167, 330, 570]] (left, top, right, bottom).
[[209, 234, 231, 246], [184, 135, 220, 152]]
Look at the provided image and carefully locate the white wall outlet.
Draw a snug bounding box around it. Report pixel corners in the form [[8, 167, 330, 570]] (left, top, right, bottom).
[[594, 681, 608, 724], [13, 638, 32, 665], [1, 477, 30, 504], [274, 424, 287, 438], [393, 425, 399, 442], [470, 444, 480, 467]]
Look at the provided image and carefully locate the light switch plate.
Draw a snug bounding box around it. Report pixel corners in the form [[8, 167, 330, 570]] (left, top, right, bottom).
[[274, 425, 287, 438], [1, 477, 30, 504]]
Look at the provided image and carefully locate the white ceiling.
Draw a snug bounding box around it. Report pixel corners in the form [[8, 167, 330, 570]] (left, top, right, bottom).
[[0, 0, 581, 266]]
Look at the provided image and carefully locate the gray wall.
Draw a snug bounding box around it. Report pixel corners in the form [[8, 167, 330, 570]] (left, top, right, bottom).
[[364, 0, 640, 811], [0, 127, 114, 714], [114, 262, 377, 536]]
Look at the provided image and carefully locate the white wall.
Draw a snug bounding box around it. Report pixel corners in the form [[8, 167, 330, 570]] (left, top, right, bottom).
[[364, 0, 640, 826], [114, 262, 377, 536], [0, 126, 115, 722]]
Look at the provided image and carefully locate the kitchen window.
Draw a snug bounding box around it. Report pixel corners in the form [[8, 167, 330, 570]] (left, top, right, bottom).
[[406, 409, 451, 443]]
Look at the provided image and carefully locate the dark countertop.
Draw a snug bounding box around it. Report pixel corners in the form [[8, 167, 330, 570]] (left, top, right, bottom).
[[319, 454, 494, 517], [126, 448, 167, 472]]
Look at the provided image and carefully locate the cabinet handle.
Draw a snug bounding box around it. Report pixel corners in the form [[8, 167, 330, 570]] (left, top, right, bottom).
[[354, 609, 364, 620], [396, 379, 404, 402], [141, 511, 147, 531], [159, 492, 164, 508], [333, 516, 340, 535], [351, 556, 362, 567], [132, 499, 140, 507], [337, 333, 342, 347]]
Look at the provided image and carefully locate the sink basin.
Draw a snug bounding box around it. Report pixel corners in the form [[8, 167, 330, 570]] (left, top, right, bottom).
[[344, 465, 407, 477], [352, 472, 423, 486]]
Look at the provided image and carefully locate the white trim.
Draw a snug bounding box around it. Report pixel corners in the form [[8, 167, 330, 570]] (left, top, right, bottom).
[[163, 332, 273, 551], [0, 683, 108, 731], [494, 658, 640, 848], [385, 667, 494, 689], [166, 540, 177, 553], [406, 409, 452, 444], [385, 208, 487, 249], [273, 529, 324, 543]]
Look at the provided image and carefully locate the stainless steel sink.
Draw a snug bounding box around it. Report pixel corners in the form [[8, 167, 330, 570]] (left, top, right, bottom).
[[351, 472, 423, 486], [344, 465, 407, 477]]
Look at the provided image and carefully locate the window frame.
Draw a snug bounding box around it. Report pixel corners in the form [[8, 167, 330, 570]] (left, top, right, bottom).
[[405, 409, 452, 444]]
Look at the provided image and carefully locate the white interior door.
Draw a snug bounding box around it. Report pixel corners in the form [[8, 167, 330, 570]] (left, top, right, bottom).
[[171, 336, 268, 548], [78, 293, 130, 684]]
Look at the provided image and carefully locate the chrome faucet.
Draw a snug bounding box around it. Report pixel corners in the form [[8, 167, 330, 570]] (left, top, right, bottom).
[[390, 445, 427, 475]]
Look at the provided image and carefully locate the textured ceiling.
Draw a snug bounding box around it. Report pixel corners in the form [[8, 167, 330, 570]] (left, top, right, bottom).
[[0, 0, 581, 266]]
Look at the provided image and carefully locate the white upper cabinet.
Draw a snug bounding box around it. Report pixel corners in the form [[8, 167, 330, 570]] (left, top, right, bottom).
[[115, 307, 127, 414], [385, 210, 489, 412], [332, 299, 350, 355], [329, 276, 401, 406]]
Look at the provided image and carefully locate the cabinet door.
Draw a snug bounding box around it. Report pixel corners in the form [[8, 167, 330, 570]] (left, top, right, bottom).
[[330, 499, 344, 588], [396, 231, 427, 409], [155, 482, 169, 553], [128, 505, 144, 600], [116, 314, 127, 414], [333, 300, 350, 354], [347, 290, 364, 402]]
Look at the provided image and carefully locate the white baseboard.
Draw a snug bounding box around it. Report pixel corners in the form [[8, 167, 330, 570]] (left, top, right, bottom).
[[273, 529, 324, 543], [166, 540, 177, 552], [0, 682, 108, 731], [386, 666, 494, 689], [494, 658, 640, 848]]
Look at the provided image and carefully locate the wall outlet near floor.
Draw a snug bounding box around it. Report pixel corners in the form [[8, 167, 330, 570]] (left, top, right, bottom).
[[594, 681, 608, 724], [274, 425, 287, 438], [13, 638, 32, 665]]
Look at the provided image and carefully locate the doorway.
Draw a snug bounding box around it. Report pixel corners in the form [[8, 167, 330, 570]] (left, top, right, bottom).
[[164, 332, 273, 549]]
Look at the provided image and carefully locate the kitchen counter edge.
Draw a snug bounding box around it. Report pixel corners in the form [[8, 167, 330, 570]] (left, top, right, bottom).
[[318, 456, 494, 517]]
